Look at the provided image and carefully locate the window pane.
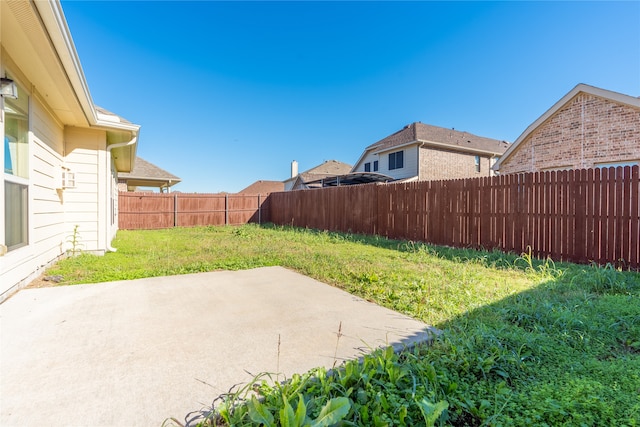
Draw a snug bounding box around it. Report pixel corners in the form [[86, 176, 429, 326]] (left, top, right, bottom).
[[5, 181, 28, 250], [373, 160, 379, 171], [4, 84, 29, 178], [364, 162, 371, 172], [389, 151, 403, 170]]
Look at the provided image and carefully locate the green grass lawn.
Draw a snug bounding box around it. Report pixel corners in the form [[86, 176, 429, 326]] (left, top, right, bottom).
[[43, 224, 640, 426]]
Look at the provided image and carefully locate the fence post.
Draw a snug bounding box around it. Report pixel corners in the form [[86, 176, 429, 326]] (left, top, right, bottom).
[[174, 192, 178, 227], [225, 193, 229, 225], [258, 194, 262, 224]]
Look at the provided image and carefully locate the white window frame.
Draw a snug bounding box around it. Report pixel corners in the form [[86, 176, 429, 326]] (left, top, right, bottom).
[[2, 73, 31, 253]]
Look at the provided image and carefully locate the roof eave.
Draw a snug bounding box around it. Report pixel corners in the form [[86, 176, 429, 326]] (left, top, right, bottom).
[[371, 140, 420, 155], [371, 139, 506, 157], [417, 139, 507, 157], [35, 0, 141, 170], [34, 0, 95, 126]]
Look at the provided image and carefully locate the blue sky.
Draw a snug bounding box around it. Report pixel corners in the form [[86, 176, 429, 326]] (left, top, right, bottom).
[[60, 1, 640, 193]]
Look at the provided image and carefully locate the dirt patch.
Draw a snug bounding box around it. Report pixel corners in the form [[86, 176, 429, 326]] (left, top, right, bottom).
[[25, 274, 62, 289]]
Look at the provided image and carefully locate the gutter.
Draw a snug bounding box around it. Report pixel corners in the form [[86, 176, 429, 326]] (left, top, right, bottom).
[[105, 136, 137, 252]]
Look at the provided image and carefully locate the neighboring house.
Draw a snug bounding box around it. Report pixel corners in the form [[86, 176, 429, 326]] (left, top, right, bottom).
[[1, 0, 140, 300], [493, 84, 640, 174], [283, 160, 352, 190], [117, 157, 181, 192], [352, 122, 510, 181], [238, 180, 285, 194]]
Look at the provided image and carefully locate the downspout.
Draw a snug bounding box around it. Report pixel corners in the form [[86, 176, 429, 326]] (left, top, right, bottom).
[[105, 136, 137, 252]]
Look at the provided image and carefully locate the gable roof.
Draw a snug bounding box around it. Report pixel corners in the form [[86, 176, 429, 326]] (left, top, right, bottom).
[[367, 122, 510, 155], [493, 83, 640, 171], [118, 157, 181, 188], [238, 180, 285, 194]]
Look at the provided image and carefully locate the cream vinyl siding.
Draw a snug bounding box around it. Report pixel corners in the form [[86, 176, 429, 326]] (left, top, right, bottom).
[[353, 151, 379, 173], [354, 144, 419, 181], [378, 145, 419, 180], [63, 127, 107, 253], [0, 95, 66, 298], [31, 98, 65, 255]]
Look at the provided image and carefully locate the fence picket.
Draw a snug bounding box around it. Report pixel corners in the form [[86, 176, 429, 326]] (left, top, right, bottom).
[[119, 166, 640, 269]]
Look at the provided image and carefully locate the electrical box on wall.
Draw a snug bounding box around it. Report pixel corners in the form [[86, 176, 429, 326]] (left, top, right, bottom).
[[61, 168, 76, 189]]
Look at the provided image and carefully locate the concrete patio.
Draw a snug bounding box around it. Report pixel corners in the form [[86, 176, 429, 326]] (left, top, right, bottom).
[[0, 266, 435, 426]]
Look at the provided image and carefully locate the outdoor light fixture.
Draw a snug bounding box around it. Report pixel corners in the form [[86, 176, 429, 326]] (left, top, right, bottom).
[[1, 77, 18, 99]]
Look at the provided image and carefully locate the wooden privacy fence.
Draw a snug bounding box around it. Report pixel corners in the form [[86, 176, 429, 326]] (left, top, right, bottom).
[[119, 192, 271, 229], [269, 166, 640, 269]]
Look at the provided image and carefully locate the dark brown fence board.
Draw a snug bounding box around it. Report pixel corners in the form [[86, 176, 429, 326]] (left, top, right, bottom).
[[573, 169, 586, 264], [268, 166, 639, 270], [120, 167, 639, 269], [625, 165, 635, 267], [119, 192, 270, 230], [631, 166, 639, 267]]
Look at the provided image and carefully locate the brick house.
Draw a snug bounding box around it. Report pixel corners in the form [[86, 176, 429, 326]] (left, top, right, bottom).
[[352, 122, 510, 181], [493, 84, 640, 174]]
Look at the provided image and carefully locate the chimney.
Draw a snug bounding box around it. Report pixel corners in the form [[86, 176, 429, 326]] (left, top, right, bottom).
[[291, 160, 298, 178]]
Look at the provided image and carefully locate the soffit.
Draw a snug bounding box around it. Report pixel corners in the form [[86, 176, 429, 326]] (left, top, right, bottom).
[[1, 0, 88, 126]]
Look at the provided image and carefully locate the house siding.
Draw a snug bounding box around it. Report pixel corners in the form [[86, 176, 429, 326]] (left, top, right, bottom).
[[31, 97, 65, 257], [355, 145, 419, 180], [419, 147, 494, 180], [1, 1, 138, 302], [499, 93, 640, 174], [63, 127, 108, 254], [353, 151, 379, 173], [0, 94, 67, 299]]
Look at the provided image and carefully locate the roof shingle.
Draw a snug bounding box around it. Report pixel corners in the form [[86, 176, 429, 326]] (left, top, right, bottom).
[[238, 180, 285, 194], [118, 157, 181, 182], [368, 122, 510, 155]]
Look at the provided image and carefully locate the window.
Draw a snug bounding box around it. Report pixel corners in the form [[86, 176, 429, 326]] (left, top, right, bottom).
[[373, 160, 379, 172], [389, 150, 404, 170], [364, 162, 371, 172], [5, 181, 28, 250], [3, 78, 29, 251], [475, 155, 481, 173]]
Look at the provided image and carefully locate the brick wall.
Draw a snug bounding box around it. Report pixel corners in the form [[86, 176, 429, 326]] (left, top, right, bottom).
[[419, 147, 494, 180], [500, 93, 640, 174]]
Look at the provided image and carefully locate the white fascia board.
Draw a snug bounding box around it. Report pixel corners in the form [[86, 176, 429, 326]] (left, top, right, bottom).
[[373, 140, 503, 157], [350, 150, 371, 173], [493, 83, 640, 171], [34, 0, 141, 137], [372, 141, 420, 155], [96, 119, 140, 134]]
